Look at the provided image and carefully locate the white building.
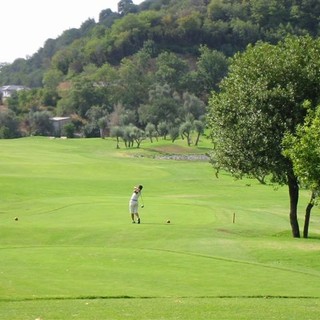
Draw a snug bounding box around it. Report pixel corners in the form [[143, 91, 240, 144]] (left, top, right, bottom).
[[0, 85, 29, 99]]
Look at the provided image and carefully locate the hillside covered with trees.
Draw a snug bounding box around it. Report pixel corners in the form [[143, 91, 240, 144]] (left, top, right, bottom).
[[0, 0, 320, 140]]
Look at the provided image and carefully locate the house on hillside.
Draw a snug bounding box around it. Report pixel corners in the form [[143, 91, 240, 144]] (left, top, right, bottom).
[[0, 85, 29, 100]]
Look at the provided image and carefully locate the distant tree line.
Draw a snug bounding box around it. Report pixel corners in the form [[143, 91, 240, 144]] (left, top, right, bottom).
[[1, 0, 319, 87], [0, 45, 222, 143], [1, 0, 320, 143]]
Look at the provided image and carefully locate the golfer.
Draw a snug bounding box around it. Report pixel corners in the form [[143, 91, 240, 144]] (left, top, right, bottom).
[[129, 185, 143, 224]]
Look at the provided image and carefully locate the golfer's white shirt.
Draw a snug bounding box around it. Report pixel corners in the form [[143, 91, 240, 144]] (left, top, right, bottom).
[[130, 191, 140, 202]]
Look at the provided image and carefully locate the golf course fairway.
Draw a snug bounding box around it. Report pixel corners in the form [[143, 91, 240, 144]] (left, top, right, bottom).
[[1, 137, 319, 319]]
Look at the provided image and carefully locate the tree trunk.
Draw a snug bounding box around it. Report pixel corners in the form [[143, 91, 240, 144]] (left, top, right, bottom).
[[100, 128, 105, 139], [303, 191, 315, 238], [195, 133, 200, 146], [287, 172, 300, 238], [116, 137, 120, 149]]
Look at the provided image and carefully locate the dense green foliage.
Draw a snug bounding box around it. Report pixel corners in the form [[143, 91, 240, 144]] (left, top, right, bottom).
[[208, 35, 320, 183], [283, 102, 320, 195], [1, 0, 320, 86], [283, 102, 320, 237], [207, 35, 320, 237], [1, 0, 320, 139]]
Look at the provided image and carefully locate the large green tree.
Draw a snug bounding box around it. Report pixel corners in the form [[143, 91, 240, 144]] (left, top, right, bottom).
[[115, 49, 152, 109], [207, 35, 320, 238], [283, 102, 320, 238], [29, 111, 53, 136], [155, 51, 189, 93], [0, 109, 21, 138], [138, 84, 180, 126], [195, 45, 228, 98]]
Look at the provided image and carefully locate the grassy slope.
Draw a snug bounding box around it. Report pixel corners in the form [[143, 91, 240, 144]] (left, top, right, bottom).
[[0, 137, 319, 319]]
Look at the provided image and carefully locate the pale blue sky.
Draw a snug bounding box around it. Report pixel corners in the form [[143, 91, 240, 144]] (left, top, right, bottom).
[[0, 0, 143, 63]]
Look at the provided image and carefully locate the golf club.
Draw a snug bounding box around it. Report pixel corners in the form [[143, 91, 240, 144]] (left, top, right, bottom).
[[140, 192, 145, 208]]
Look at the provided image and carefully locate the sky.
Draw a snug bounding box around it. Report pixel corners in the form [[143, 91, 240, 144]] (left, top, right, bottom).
[[0, 0, 143, 63]]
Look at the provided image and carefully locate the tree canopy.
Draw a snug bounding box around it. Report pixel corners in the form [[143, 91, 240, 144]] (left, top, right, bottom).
[[207, 35, 320, 238], [1, 0, 320, 87]]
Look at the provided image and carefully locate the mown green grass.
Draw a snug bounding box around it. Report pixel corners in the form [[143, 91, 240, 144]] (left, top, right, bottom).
[[1, 136, 320, 319]]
